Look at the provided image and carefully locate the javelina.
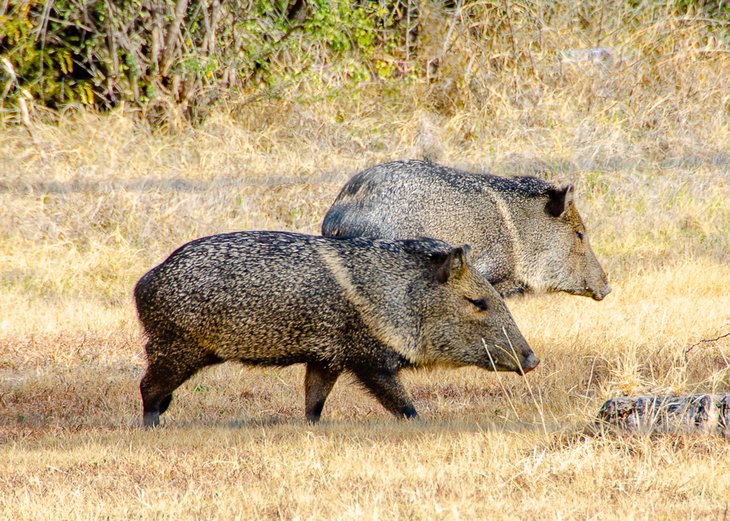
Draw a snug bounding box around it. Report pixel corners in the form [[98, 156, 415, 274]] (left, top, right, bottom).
[[135, 231, 538, 426], [322, 160, 611, 300]]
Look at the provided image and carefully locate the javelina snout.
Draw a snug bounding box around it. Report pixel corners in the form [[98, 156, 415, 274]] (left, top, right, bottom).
[[429, 245, 539, 376], [589, 271, 612, 301], [481, 336, 540, 374], [521, 352, 540, 372], [588, 283, 612, 301], [566, 264, 611, 301], [480, 326, 539, 375]]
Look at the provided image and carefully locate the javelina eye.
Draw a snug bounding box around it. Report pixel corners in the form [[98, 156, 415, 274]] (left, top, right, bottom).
[[576, 231, 585, 241], [466, 297, 488, 312]]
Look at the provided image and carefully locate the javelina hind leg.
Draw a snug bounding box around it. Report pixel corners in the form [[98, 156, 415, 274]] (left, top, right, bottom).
[[305, 362, 341, 422], [354, 370, 417, 419], [140, 342, 221, 427]]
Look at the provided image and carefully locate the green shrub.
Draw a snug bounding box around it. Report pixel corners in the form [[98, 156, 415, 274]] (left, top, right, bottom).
[[0, 0, 726, 125], [0, 0, 415, 124]]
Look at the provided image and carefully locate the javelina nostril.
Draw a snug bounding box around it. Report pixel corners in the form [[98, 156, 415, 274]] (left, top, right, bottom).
[[521, 353, 540, 373]]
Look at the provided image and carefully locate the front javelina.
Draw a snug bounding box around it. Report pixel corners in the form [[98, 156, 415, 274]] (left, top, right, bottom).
[[135, 231, 538, 426]]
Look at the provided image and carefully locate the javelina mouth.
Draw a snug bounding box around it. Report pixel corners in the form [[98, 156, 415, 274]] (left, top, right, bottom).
[[570, 285, 611, 300], [590, 284, 612, 301]]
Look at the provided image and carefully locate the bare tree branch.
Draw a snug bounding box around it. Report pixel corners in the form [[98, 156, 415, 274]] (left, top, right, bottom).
[[161, 0, 190, 76], [684, 330, 730, 358]]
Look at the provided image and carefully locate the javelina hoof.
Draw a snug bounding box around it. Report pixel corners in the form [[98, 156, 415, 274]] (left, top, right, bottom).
[[306, 411, 323, 424], [400, 406, 418, 418], [143, 412, 160, 428]]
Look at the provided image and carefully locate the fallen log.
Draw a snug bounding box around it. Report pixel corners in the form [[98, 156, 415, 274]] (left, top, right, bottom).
[[596, 394, 730, 436]]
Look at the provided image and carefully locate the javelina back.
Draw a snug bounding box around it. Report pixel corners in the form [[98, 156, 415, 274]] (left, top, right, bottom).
[[135, 231, 538, 426], [322, 160, 611, 300]]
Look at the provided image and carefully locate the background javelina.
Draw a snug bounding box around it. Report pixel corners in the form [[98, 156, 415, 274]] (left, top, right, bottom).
[[322, 160, 611, 300], [135, 231, 538, 427]]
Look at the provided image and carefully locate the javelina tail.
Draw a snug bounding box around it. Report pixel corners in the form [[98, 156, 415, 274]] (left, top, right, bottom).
[[133, 271, 155, 330]]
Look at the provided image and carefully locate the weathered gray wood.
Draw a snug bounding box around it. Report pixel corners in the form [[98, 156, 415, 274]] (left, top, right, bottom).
[[596, 394, 730, 436]]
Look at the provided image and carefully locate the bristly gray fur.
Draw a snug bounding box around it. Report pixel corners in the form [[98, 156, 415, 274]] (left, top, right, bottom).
[[322, 160, 610, 300], [135, 231, 538, 427]]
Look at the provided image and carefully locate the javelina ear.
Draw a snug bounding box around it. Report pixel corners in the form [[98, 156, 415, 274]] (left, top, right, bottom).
[[545, 184, 575, 217], [435, 245, 471, 283]]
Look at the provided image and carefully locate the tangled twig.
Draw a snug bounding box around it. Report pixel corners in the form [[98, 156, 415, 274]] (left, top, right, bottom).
[[684, 330, 730, 359]]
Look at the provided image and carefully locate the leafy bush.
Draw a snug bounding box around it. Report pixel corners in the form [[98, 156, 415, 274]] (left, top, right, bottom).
[[0, 0, 416, 124], [0, 0, 727, 125]]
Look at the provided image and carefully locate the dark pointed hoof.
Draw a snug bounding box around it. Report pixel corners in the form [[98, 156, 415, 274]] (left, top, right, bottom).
[[400, 406, 418, 419], [306, 415, 321, 424], [143, 412, 160, 428]]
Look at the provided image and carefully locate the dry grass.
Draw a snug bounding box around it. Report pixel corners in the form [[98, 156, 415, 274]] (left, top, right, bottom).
[[1, 6, 730, 518]]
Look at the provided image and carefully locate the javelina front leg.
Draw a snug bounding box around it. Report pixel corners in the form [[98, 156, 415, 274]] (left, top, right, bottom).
[[140, 342, 220, 427], [141, 364, 189, 428], [354, 369, 417, 419], [305, 362, 341, 422]]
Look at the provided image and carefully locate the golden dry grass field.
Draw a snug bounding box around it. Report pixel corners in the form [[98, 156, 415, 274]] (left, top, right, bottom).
[[1, 9, 730, 518]]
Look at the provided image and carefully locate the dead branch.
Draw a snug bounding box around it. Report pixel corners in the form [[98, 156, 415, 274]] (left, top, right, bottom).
[[161, 0, 190, 76]]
